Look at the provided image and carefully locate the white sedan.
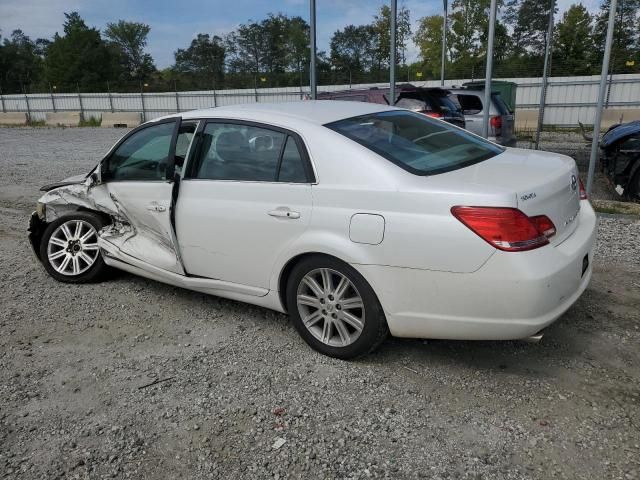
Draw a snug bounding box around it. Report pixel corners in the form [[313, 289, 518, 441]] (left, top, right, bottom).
[[28, 101, 597, 359]]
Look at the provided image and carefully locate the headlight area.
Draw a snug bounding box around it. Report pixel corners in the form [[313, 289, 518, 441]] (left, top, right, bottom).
[[36, 201, 46, 219]]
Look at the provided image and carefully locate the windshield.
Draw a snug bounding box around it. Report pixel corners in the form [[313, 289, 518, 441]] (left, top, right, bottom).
[[325, 110, 503, 176]]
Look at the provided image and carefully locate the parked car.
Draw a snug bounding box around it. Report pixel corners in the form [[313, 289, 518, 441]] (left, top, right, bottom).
[[447, 88, 517, 146], [29, 101, 596, 359], [580, 120, 640, 201], [317, 84, 466, 128]]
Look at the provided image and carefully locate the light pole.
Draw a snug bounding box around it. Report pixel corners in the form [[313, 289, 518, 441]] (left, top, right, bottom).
[[309, 0, 317, 99], [390, 0, 397, 105], [482, 0, 498, 138], [534, 0, 556, 150], [586, 0, 618, 196], [441, 0, 448, 87]]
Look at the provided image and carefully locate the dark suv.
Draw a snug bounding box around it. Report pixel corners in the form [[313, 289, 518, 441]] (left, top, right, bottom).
[[317, 84, 466, 128]]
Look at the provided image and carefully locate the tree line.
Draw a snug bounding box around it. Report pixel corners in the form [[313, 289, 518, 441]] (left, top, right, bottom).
[[0, 1, 638, 94]]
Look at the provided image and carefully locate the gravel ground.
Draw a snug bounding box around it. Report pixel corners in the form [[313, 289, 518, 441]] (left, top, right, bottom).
[[1, 127, 639, 480]]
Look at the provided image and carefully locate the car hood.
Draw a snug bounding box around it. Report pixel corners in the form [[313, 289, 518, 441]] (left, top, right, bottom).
[[40, 173, 89, 192]]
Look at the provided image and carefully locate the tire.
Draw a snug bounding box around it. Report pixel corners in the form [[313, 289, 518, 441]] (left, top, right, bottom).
[[39, 212, 108, 283], [626, 169, 640, 202], [286, 255, 388, 359]]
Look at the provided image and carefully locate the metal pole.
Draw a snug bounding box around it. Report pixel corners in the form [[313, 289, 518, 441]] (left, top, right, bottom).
[[481, 0, 498, 138], [23, 85, 31, 121], [0, 86, 5, 113], [534, 0, 555, 150], [49, 83, 57, 113], [309, 0, 317, 99], [390, 0, 397, 104], [586, 0, 618, 196], [107, 81, 114, 113], [441, 0, 448, 87], [77, 83, 85, 123], [140, 82, 146, 122], [174, 80, 180, 113]]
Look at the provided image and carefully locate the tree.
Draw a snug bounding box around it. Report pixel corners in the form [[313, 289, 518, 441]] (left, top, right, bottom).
[[173, 34, 225, 88], [372, 5, 412, 69], [505, 0, 555, 56], [552, 4, 594, 75], [0, 30, 45, 92], [330, 25, 377, 74], [592, 0, 640, 73], [104, 20, 155, 81], [44, 12, 120, 91], [413, 16, 444, 78]]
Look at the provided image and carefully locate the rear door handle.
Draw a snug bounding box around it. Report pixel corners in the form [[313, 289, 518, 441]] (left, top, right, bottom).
[[268, 208, 300, 219]]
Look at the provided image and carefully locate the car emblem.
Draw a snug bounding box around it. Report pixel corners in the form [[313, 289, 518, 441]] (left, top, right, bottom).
[[570, 175, 578, 192]]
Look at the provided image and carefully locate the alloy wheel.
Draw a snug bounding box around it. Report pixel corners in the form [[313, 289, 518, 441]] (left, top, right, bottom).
[[47, 219, 100, 276], [296, 268, 365, 347]]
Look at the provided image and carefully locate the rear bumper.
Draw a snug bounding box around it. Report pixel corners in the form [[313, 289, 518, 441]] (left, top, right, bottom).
[[354, 202, 597, 340]]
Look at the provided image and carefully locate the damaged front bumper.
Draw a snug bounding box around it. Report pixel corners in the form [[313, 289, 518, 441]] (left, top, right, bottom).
[[28, 211, 46, 261]]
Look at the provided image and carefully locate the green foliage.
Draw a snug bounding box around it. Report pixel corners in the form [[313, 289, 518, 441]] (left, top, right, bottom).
[[79, 116, 101, 127], [1, 2, 639, 93], [104, 20, 155, 81]]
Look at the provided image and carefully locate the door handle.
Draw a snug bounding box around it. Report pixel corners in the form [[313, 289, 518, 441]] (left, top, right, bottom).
[[268, 208, 300, 219], [146, 203, 166, 212]]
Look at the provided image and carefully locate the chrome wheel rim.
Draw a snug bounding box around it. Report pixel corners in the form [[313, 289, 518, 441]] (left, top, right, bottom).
[[47, 219, 100, 276], [296, 268, 365, 347]]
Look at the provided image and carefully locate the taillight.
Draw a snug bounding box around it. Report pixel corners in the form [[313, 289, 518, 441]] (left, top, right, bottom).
[[420, 111, 443, 118], [490, 115, 502, 132], [530, 215, 556, 238], [451, 206, 556, 252], [579, 177, 587, 200]]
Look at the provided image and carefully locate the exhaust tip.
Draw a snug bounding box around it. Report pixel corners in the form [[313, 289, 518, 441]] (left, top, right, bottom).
[[523, 331, 544, 344]]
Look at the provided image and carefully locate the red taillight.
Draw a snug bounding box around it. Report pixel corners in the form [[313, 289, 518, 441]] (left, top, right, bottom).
[[490, 115, 502, 130], [451, 206, 556, 252], [530, 215, 556, 239], [579, 177, 587, 200], [420, 111, 443, 118]]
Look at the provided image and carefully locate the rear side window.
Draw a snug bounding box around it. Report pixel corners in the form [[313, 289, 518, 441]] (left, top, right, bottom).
[[326, 110, 503, 176], [492, 94, 510, 115], [452, 94, 483, 115], [191, 123, 310, 183]]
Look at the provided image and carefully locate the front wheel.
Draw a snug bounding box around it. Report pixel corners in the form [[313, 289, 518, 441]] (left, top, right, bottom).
[[286, 255, 388, 359], [39, 212, 108, 283]]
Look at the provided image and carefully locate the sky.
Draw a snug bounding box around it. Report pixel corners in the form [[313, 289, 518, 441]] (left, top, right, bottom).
[[0, 0, 603, 69]]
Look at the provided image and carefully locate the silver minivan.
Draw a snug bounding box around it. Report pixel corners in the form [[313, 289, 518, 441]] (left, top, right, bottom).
[[447, 88, 516, 146]]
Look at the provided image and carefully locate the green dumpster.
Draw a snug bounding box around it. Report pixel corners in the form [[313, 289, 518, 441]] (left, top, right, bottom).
[[462, 80, 517, 114]]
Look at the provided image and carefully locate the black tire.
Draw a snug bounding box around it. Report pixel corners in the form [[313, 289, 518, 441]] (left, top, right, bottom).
[[39, 211, 108, 283], [626, 169, 640, 202], [286, 254, 388, 359]]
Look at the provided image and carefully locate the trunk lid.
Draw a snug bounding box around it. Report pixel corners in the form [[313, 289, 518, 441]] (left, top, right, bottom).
[[437, 148, 582, 244]]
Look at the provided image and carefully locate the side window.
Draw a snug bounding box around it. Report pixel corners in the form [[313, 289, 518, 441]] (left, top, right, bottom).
[[174, 121, 199, 176], [193, 123, 310, 183], [106, 122, 175, 181], [278, 136, 308, 183]]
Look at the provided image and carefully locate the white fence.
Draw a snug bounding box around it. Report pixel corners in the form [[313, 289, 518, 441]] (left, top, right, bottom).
[[1, 74, 639, 126]]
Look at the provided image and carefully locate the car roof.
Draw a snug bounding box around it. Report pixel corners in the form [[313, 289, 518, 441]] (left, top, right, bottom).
[[177, 101, 398, 126]]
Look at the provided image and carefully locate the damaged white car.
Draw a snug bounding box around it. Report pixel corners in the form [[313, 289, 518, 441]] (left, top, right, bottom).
[[29, 101, 597, 359]]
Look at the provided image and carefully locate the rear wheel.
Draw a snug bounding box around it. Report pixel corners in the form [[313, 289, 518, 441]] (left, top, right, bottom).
[[39, 212, 108, 283], [286, 255, 388, 359]]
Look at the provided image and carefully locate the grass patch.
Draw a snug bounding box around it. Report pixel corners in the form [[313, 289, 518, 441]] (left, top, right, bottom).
[[592, 199, 640, 217], [79, 117, 101, 127], [27, 119, 46, 127]]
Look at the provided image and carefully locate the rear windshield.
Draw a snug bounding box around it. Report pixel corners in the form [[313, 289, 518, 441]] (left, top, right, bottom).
[[325, 110, 503, 176]]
